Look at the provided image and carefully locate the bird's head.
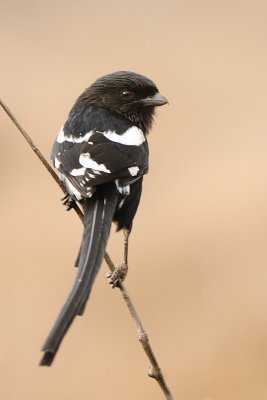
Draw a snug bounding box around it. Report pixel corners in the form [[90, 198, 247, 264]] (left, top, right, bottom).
[[77, 71, 168, 133]]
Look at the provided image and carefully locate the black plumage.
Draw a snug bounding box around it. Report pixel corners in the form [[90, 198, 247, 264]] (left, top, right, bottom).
[[40, 71, 167, 366]]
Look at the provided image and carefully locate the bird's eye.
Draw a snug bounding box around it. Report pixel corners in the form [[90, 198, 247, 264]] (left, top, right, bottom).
[[121, 90, 134, 100]]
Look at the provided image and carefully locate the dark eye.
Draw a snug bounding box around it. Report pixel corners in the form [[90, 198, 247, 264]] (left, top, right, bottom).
[[121, 90, 134, 100]]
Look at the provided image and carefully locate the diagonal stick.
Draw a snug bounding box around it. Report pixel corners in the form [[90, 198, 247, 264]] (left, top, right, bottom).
[[0, 98, 175, 400]]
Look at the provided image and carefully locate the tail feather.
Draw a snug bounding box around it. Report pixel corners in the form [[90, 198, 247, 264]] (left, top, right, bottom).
[[40, 184, 118, 366]]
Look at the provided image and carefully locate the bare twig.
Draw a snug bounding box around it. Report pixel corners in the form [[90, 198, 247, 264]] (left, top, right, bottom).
[[118, 281, 175, 399], [0, 98, 175, 400]]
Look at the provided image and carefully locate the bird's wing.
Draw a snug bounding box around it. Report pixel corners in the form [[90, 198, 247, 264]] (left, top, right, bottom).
[[52, 127, 148, 198]]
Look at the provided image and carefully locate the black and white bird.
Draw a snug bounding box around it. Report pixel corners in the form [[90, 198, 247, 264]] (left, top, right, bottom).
[[40, 71, 168, 366]]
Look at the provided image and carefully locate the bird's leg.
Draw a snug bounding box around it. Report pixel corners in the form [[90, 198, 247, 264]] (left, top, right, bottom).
[[61, 193, 76, 211], [123, 228, 129, 266], [106, 229, 130, 288]]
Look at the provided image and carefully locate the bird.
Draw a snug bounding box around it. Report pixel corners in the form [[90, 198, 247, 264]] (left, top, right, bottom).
[[40, 71, 168, 366]]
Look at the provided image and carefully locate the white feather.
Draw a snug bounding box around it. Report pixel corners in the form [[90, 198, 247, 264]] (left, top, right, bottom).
[[61, 176, 82, 200], [56, 126, 94, 144], [102, 126, 145, 146], [79, 153, 111, 173], [54, 157, 61, 169], [128, 166, 139, 176], [70, 167, 86, 176]]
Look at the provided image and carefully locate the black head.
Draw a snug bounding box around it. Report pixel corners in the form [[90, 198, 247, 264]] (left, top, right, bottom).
[[77, 71, 168, 134]]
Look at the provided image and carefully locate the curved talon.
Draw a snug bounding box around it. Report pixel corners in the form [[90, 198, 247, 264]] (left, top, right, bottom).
[[61, 194, 76, 211], [106, 263, 128, 288]]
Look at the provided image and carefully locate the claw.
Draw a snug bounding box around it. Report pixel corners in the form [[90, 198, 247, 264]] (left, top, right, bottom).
[[61, 194, 75, 211], [106, 263, 128, 288]]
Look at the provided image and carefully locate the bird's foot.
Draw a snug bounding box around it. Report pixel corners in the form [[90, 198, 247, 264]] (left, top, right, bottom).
[[61, 194, 75, 211], [106, 263, 128, 288]]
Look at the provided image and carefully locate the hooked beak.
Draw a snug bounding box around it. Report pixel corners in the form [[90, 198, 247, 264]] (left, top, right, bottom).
[[142, 92, 169, 107]]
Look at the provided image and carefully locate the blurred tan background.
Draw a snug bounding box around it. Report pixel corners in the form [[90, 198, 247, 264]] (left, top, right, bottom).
[[1, 1, 267, 399]]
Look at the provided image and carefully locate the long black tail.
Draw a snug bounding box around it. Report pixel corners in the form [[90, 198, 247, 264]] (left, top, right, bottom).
[[40, 184, 118, 366]]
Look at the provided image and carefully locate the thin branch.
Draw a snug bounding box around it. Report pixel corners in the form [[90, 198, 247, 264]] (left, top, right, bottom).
[[0, 100, 84, 221], [0, 98, 175, 400], [118, 281, 175, 399]]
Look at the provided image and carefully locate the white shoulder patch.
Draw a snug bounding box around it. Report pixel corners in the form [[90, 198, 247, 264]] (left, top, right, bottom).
[[56, 126, 94, 143], [102, 126, 145, 146], [56, 126, 66, 143], [71, 131, 94, 143]]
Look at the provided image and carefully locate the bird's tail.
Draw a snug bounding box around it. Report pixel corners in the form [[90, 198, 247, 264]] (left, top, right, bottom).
[[40, 183, 118, 366]]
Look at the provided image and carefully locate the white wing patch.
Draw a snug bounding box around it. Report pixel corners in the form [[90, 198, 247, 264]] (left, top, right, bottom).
[[54, 157, 61, 169], [56, 127, 94, 144], [128, 166, 139, 176], [102, 126, 145, 146], [61, 176, 82, 200], [115, 180, 130, 195], [70, 167, 86, 176], [79, 152, 111, 173], [56, 127, 66, 143]]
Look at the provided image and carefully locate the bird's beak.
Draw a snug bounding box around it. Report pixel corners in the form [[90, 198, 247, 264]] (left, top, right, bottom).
[[142, 92, 169, 107]]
